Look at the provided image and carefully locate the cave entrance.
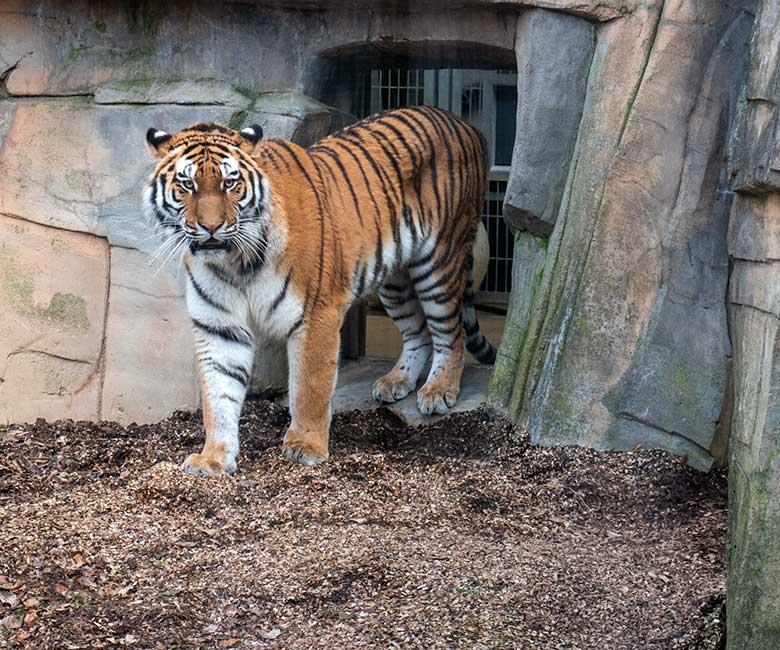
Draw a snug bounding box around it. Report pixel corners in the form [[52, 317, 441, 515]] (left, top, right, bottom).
[[314, 46, 517, 364]]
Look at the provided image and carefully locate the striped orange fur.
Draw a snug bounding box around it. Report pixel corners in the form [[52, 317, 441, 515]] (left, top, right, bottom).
[[144, 106, 495, 473]]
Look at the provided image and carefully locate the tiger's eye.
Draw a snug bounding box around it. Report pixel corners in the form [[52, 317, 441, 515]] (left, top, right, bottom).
[[224, 178, 236, 190], [181, 180, 195, 192]]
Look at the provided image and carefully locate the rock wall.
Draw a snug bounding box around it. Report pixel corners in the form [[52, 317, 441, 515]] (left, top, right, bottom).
[[725, 0, 780, 645], [490, 0, 757, 471]]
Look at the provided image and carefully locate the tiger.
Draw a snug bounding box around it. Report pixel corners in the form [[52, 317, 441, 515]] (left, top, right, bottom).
[[144, 105, 496, 476]]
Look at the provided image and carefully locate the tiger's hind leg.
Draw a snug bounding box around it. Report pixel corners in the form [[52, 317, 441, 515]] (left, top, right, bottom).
[[372, 272, 433, 404], [411, 247, 470, 415]]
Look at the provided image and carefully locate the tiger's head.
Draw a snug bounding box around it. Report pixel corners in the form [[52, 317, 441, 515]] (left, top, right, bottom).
[[143, 121, 269, 264]]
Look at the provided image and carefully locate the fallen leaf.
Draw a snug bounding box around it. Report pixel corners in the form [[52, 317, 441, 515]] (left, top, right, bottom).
[[0, 591, 19, 607], [15, 630, 31, 642], [218, 640, 240, 648], [23, 611, 37, 624], [72, 553, 84, 568], [105, 583, 133, 597], [204, 623, 219, 634], [54, 583, 69, 595], [123, 633, 138, 644], [260, 628, 282, 640], [22, 598, 39, 608], [1, 614, 23, 630]]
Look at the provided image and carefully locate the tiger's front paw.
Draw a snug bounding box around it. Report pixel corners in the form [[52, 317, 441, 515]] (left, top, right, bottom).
[[281, 429, 329, 466], [372, 372, 415, 403], [181, 451, 236, 477]]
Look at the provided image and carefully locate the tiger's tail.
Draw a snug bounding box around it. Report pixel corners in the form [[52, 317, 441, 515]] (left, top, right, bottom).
[[463, 252, 497, 365]]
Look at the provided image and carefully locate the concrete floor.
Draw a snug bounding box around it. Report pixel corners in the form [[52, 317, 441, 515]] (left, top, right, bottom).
[[329, 357, 493, 425]]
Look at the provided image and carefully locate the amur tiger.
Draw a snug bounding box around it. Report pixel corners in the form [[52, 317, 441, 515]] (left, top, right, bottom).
[[144, 105, 496, 475]]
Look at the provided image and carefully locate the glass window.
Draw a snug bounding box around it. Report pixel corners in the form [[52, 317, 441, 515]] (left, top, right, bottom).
[[494, 85, 517, 167]]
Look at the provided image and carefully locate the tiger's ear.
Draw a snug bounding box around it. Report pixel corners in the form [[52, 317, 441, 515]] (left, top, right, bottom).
[[238, 124, 263, 153], [146, 128, 174, 158]]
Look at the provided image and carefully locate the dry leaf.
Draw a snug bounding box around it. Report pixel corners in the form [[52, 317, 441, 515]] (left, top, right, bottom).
[[1, 614, 23, 630], [54, 583, 69, 595], [104, 583, 131, 597], [204, 623, 219, 634], [260, 628, 282, 640], [72, 553, 84, 567], [23, 611, 37, 624], [15, 630, 31, 642], [218, 639, 240, 648], [22, 598, 39, 608], [0, 591, 19, 607]]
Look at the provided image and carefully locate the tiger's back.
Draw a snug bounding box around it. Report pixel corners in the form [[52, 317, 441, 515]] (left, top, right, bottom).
[[255, 105, 495, 366]]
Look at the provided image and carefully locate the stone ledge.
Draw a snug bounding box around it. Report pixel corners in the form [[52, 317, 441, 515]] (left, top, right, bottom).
[[95, 79, 252, 106], [239, 0, 637, 21]]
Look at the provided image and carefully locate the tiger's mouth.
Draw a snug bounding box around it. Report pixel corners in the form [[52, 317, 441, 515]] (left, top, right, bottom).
[[191, 238, 231, 252]]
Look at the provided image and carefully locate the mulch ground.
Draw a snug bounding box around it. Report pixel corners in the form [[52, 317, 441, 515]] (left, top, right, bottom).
[[0, 399, 727, 649]]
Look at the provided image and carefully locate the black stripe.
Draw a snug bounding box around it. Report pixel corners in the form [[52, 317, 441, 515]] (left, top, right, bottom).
[[425, 307, 461, 324], [380, 282, 406, 294], [372, 119, 428, 223], [187, 267, 229, 313], [407, 107, 452, 219], [269, 274, 291, 314], [428, 320, 462, 336], [191, 318, 253, 346], [418, 107, 457, 219], [371, 236, 384, 291], [410, 256, 445, 285], [427, 282, 464, 305], [211, 361, 249, 386], [430, 109, 470, 214], [259, 149, 283, 173], [409, 246, 438, 269], [355, 262, 368, 298], [265, 145, 293, 172], [205, 262, 240, 288], [287, 317, 304, 338], [275, 140, 327, 310], [438, 109, 480, 206], [415, 272, 452, 299], [310, 146, 365, 228], [345, 132, 403, 269], [386, 111, 442, 227]]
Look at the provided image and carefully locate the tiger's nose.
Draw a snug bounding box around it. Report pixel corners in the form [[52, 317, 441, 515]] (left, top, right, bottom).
[[201, 219, 225, 235]]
